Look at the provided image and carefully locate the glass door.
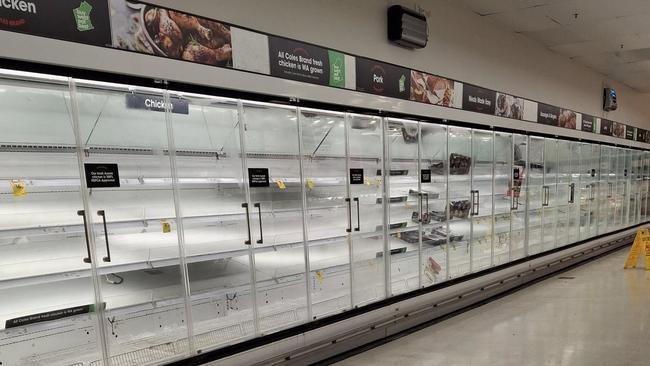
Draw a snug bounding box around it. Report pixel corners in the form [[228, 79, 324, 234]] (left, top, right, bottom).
[[420, 123, 448, 285], [541, 138, 558, 252], [0, 77, 103, 366], [568, 141, 582, 244], [493, 132, 513, 265], [579, 143, 599, 239], [526, 136, 545, 255], [76, 84, 189, 364], [384, 118, 421, 295], [447, 127, 472, 277], [241, 103, 308, 333], [555, 140, 572, 247], [623, 149, 633, 227], [614, 148, 626, 230], [630, 150, 642, 225], [346, 114, 386, 307], [641, 151, 650, 222], [169, 93, 256, 351], [597, 146, 613, 234], [470, 130, 494, 272], [510, 134, 528, 260], [300, 108, 351, 320]]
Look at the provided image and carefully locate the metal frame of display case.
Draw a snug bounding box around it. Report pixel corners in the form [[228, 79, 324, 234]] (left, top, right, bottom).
[[1, 66, 650, 366]]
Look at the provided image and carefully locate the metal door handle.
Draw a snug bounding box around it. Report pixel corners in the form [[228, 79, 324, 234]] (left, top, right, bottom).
[[569, 183, 575, 203], [542, 186, 549, 207], [77, 210, 92, 264], [423, 192, 429, 214], [608, 182, 613, 198], [511, 189, 519, 210], [354, 197, 360, 231], [242, 203, 252, 245], [590, 184, 596, 201], [254, 203, 263, 244], [345, 198, 352, 233], [471, 190, 479, 215], [96, 210, 111, 262]]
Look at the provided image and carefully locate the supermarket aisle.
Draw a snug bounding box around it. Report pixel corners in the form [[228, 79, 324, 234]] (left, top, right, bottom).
[[334, 247, 650, 366]]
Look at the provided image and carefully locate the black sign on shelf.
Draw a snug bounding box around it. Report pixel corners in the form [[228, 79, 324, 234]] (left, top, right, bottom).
[[581, 115, 595, 133], [421, 169, 432, 183], [626, 126, 636, 140], [462, 84, 496, 114], [600, 119, 613, 136], [125, 93, 189, 114], [248, 168, 270, 187], [350, 168, 364, 184], [85, 163, 120, 188], [537, 103, 560, 126], [268, 36, 330, 85], [0, 0, 111, 46], [6, 304, 94, 328], [355, 57, 410, 99]]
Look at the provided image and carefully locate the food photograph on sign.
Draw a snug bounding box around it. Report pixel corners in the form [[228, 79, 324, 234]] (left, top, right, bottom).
[[558, 109, 577, 129], [612, 122, 626, 138], [410, 71, 455, 107], [495, 93, 524, 119], [110, 0, 233, 67]]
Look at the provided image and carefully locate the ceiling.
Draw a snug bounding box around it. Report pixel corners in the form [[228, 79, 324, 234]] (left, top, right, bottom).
[[450, 0, 650, 92]]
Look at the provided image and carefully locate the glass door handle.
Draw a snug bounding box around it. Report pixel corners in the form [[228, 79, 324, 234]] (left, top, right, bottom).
[[96, 210, 111, 262], [77, 210, 92, 264], [254, 203, 263, 244], [242, 203, 252, 245], [345, 198, 352, 233], [569, 183, 575, 203], [354, 197, 360, 232]]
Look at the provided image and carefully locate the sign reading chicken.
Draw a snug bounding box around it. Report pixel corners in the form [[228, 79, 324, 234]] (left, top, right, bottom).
[[110, 0, 232, 67]]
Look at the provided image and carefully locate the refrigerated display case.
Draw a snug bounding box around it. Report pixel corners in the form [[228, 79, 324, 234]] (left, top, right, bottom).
[[1, 70, 649, 366]]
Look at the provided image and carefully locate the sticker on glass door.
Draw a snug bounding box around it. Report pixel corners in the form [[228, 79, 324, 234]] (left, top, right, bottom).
[[84, 163, 120, 188], [248, 168, 270, 187]]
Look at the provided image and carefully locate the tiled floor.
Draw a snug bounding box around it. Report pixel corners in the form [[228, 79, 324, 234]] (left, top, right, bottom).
[[335, 248, 650, 366]]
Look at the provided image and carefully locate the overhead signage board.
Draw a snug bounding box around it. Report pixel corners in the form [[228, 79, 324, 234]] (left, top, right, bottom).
[[0, 0, 111, 46], [600, 119, 613, 136], [462, 84, 496, 114], [581, 115, 595, 133], [269, 36, 345, 87], [355, 57, 410, 99], [0, 0, 644, 147], [537, 103, 560, 126]]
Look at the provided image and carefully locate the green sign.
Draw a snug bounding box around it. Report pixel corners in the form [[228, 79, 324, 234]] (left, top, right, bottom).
[[73, 1, 95, 32], [328, 50, 345, 88]]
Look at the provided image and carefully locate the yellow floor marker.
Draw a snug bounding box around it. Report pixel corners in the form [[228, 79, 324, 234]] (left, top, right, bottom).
[[624, 228, 650, 269]]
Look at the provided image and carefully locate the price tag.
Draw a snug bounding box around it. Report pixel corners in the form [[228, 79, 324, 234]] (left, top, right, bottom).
[[315, 270, 325, 284], [11, 180, 26, 197], [276, 179, 287, 190], [306, 179, 315, 191], [161, 221, 171, 233]]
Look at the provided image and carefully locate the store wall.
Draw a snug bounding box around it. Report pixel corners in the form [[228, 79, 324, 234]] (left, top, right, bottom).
[[142, 0, 650, 129]]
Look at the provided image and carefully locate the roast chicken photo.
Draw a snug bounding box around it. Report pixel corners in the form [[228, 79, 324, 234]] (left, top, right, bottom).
[[143, 5, 233, 66]]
